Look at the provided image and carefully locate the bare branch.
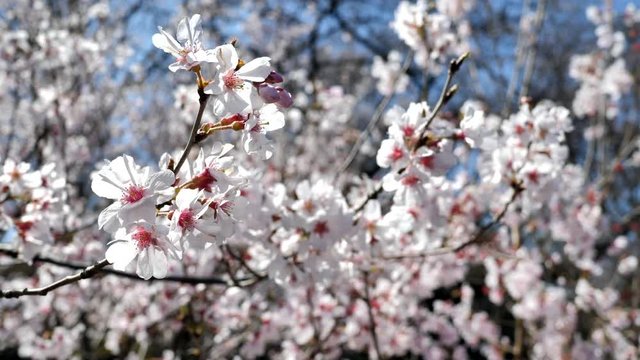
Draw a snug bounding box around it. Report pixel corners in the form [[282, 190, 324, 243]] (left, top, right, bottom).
[[379, 185, 524, 260], [335, 51, 414, 177], [0, 245, 245, 299], [1, 259, 110, 299], [173, 87, 210, 174], [363, 270, 383, 360]]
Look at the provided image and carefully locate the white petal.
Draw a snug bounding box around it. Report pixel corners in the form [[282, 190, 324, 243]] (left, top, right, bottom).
[[147, 170, 175, 192], [176, 17, 189, 44], [98, 202, 122, 232], [215, 44, 238, 71], [91, 173, 124, 200], [168, 62, 184, 72], [237, 57, 271, 82], [105, 241, 137, 271], [150, 247, 168, 278], [136, 249, 153, 280], [119, 197, 156, 224], [176, 188, 200, 210], [260, 105, 285, 131], [204, 78, 223, 95], [218, 88, 250, 115], [152, 28, 181, 55]]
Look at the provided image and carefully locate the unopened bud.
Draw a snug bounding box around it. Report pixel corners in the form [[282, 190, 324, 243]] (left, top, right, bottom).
[[258, 84, 280, 103], [221, 113, 245, 126], [265, 71, 284, 84], [276, 88, 293, 108]]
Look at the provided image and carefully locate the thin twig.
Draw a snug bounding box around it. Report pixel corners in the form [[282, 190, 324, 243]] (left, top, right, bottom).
[[0, 246, 241, 298], [412, 52, 469, 152], [335, 51, 414, 177], [1, 259, 110, 298], [379, 185, 523, 260], [518, 0, 547, 99], [352, 53, 469, 214], [225, 244, 267, 281], [173, 87, 210, 174], [363, 271, 383, 360]]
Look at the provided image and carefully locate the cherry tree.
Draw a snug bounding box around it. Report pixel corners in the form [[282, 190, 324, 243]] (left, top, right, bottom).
[[1, 0, 639, 359]]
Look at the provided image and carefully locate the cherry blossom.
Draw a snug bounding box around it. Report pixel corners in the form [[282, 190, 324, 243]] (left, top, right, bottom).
[[152, 14, 216, 72]]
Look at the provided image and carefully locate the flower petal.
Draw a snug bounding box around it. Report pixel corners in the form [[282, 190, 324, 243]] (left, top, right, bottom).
[[237, 57, 271, 82], [105, 240, 137, 271]]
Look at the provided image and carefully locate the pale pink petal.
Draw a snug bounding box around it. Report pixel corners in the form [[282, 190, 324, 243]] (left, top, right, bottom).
[[105, 241, 137, 271], [236, 57, 271, 82]]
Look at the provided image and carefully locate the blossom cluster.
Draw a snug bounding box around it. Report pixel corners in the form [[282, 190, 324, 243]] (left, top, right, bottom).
[[0, 2, 639, 360], [91, 14, 290, 280], [391, 0, 473, 74], [0, 160, 67, 261], [570, 5, 634, 119]]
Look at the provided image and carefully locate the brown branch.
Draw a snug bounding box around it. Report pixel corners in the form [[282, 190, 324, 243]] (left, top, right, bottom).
[[1, 259, 110, 299], [412, 52, 469, 153], [380, 185, 524, 260], [351, 53, 468, 214], [335, 51, 414, 177], [363, 270, 383, 359], [0, 246, 239, 299], [173, 87, 210, 174], [225, 244, 267, 281]]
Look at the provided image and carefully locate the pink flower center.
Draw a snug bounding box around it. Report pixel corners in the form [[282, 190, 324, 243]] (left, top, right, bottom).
[[188, 169, 216, 192], [389, 146, 404, 162], [223, 69, 244, 89], [121, 185, 145, 204], [178, 209, 195, 230], [209, 200, 233, 219], [402, 125, 414, 137], [419, 155, 434, 169], [313, 221, 330, 237], [177, 48, 193, 65], [132, 228, 157, 250], [401, 175, 420, 186]]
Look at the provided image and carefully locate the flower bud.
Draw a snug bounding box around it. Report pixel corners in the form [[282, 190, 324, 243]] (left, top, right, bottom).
[[276, 87, 293, 108], [264, 71, 284, 84], [258, 84, 280, 103], [221, 113, 246, 126]]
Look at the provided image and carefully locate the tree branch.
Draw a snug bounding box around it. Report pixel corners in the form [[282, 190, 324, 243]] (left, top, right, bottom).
[[173, 87, 210, 174], [379, 185, 524, 260], [1, 259, 110, 299], [363, 270, 383, 359], [0, 245, 244, 299], [413, 52, 469, 152], [335, 51, 414, 178]]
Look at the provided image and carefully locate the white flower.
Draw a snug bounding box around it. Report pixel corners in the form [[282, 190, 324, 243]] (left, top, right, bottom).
[[459, 106, 486, 148], [168, 188, 219, 250], [241, 104, 285, 159], [205, 44, 271, 115], [91, 155, 175, 233], [105, 221, 178, 280], [371, 50, 409, 96], [152, 14, 216, 72]]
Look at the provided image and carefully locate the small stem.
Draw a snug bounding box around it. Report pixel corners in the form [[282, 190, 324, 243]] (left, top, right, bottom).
[[1, 259, 110, 298], [335, 51, 414, 178], [363, 271, 383, 360], [174, 88, 210, 174], [412, 52, 468, 153]]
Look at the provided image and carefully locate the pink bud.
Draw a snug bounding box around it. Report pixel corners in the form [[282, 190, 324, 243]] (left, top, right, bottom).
[[258, 84, 280, 103], [221, 113, 246, 125], [276, 88, 293, 108], [265, 71, 284, 84]]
